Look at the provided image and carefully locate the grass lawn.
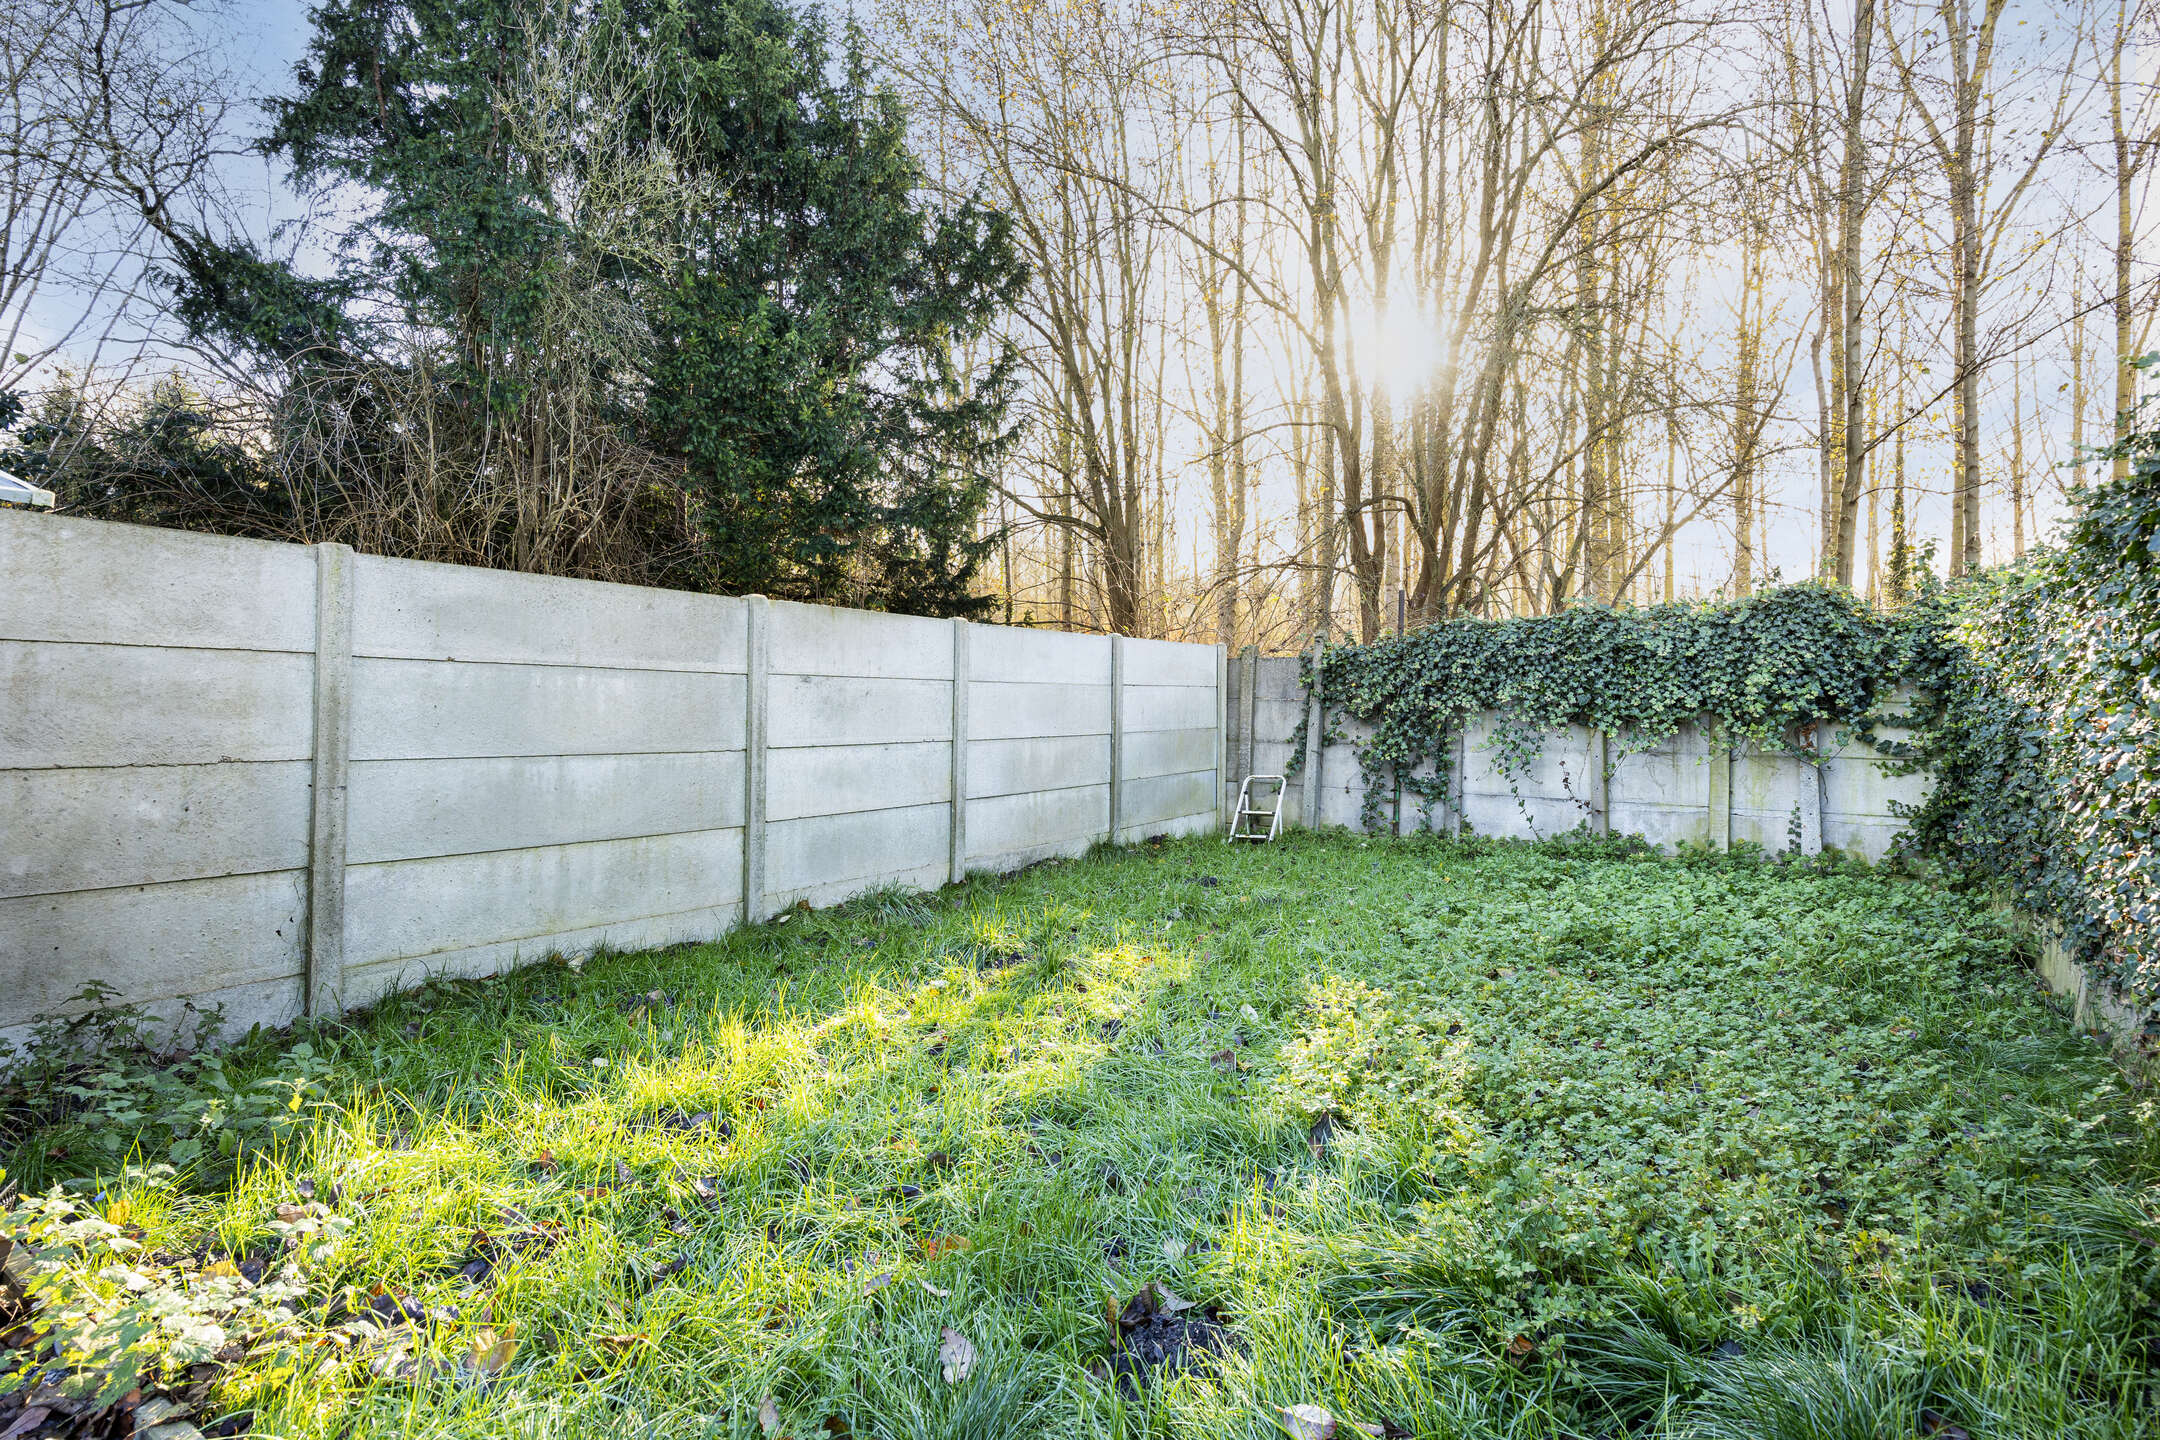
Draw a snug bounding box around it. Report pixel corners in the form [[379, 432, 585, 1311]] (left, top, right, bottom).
[[4, 832, 2157, 1439]]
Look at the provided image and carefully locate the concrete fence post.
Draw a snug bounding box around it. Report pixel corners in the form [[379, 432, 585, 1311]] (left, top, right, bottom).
[[950, 619, 971, 884], [1798, 724, 1824, 854], [1239, 645, 1259, 786], [1449, 726, 1468, 835], [305, 543, 354, 1018], [1302, 636, 1324, 828], [1707, 725, 1733, 850], [1215, 642, 1230, 831], [1588, 728, 1611, 836], [742, 596, 770, 923], [1108, 634, 1126, 844]]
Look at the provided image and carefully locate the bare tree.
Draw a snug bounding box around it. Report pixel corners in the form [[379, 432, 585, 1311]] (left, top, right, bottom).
[[0, 0, 234, 403], [1886, 0, 2078, 574]]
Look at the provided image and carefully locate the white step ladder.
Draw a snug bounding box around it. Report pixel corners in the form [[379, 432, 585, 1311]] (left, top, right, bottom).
[[1227, 775, 1286, 842]]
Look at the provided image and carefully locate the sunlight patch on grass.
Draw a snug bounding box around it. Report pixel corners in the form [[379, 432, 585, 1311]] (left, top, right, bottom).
[[3, 834, 2156, 1438]]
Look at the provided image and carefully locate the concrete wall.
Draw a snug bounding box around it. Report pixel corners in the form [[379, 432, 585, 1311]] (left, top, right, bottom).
[[1, 511, 1224, 1038], [1226, 653, 1927, 860]]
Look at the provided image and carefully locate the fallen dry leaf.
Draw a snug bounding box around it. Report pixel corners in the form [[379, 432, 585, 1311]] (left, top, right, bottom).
[[920, 1234, 972, 1261], [758, 1394, 783, 1436], [1210, 1048, 1239, 1073], [1116, 1280, 1196, 1329], [917, 1278, 951, 1298], [1, 1406, 51, 1437], [1921, 1409, 1973, 1440], [1307, 1112, 1337, 1161], [1277, 1403, 1337, 1440], [938, 1325, 977, 1384], [859, 1271, 894, 1295], [464, 1322, 518, 1377], [597, 1332, 646, 1354]]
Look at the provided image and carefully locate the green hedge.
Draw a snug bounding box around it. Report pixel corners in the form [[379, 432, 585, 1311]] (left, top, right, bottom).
[[1897, 432, 2160, 1020]]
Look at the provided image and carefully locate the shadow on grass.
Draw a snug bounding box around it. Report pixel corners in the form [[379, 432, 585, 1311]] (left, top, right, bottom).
[[4, 833, 2157, 1440]]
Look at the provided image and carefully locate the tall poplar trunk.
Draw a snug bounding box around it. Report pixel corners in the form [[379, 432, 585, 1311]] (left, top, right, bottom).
[[1834, 0, 1874, 585]]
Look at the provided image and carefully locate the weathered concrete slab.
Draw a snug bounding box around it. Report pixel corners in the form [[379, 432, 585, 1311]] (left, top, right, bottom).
[[768, 741, 950, 822], [351, 658, 744, 759], [354, 553, 745, 672], [1461, 789, 1598, 838], [1821, 754, 1932, 818], [1608, 801, 1715, 850], [968, 735, 1108, 800], [969, 785, 1107, 868], [0, 869, 306, 1026], [1122, 636, 1216, 686], [1609, 723, 1711, 808], [342, 903, 741, 1008], [969, 681, 1113, 740], [766, 802, 948, 906], [1251, 697, 1305, 745], [1123, 727, 1217, 780], [1460, 716, 1603, 805], [1123, 684, 1216, 733], [768, 674, 950, 747], [348, 752, 745, 863], [1115, 805, 1215, 845], [3, 761, 311, 897], [1118, 770, 1216, 830], [768, 601, 953, 680], [1729, 743, 1813, 819], [1254, 656, 1306, 700], [1824, 814, 1907, 861], [344, 828, 743, 968], [970, 626, 1110, 685], [1, 511, 315, 652], [3, 642, 314, 768]]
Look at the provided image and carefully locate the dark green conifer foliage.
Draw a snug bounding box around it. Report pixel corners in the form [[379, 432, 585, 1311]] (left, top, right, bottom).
[[637, 0, 1025, 613], [137, 0, 1021, 612]]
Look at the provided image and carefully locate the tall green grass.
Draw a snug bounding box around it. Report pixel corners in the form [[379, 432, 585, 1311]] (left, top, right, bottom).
[[3, 832, 2154, 1438]]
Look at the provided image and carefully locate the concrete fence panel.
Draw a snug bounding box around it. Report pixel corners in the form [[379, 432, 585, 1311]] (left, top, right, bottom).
[[1, 511, 1224, 1040], [1221, 652, 1931, 860]]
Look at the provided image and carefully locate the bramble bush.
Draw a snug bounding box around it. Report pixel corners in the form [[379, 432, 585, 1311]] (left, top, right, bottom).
[[0, 985, 336, 1176]]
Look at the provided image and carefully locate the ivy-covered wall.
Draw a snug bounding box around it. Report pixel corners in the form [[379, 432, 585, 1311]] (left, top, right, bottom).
[[1299, 582, 1930, 826], [1895, 450, 2160, 1026], [1297, 458, 2160, 1032]]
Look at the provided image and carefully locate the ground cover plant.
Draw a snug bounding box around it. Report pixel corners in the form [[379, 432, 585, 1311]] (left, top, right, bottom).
[[3, 833, 2157, 1439]]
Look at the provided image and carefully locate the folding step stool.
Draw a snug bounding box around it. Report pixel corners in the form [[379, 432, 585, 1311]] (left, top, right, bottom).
[[1227, 774, 1286, 842]]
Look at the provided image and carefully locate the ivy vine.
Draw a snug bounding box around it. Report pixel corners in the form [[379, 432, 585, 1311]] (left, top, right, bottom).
[[1295, 581, 1935, 831], [1292, 389, 2160, 1021], [1894, 396, 2160, 1020]]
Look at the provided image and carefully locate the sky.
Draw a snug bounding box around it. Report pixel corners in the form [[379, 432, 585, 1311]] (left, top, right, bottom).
[[16, 0, 2153, 610]]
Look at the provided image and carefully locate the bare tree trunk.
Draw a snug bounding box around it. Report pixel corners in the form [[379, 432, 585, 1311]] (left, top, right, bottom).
[[1835, 0, 1874, 585], [1866, 387, 1880, 598], [2011, 351, 2026, 557], [1733, 202, 1766, 596], [2107, 0, 2159, 477]]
